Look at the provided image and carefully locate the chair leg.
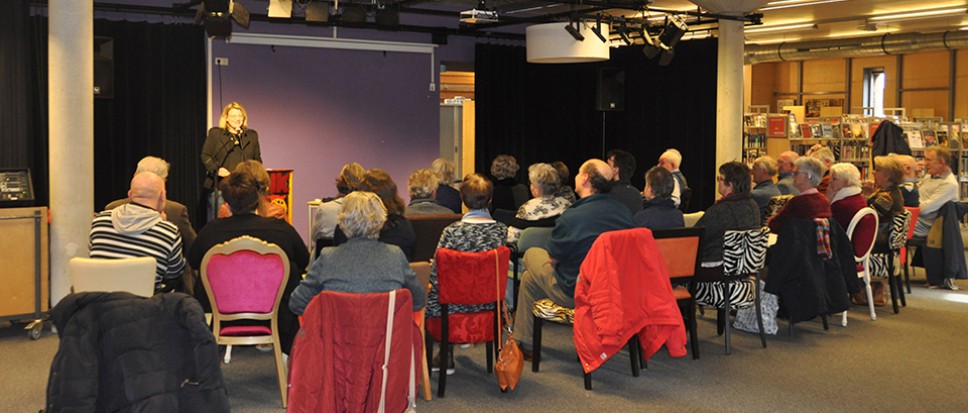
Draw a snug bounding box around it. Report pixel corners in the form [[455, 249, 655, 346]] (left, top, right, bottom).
[[896, 257, 907, 307], [584, 371, 592, 390], [888, 254, 900, 314], [722, 281, 732, 355], [532, 314, 543, 372], [753, 275, 767, 349], [272, 339, 288, 408], [223, 345, 233, 364], [904, 247, 912, 294], [821, 315, 828, 331], [863, 264, 876, 321], [688, 300, 700, 360], [425, 329, 434, 379], [628, 337, 640, 377], [513, 279, 521, 312], [438, 305, 449, 398], [841, 309, 848, 327]]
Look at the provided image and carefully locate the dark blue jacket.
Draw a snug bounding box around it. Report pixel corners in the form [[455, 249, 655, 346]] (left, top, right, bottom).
[[634, 198, 684, 230]]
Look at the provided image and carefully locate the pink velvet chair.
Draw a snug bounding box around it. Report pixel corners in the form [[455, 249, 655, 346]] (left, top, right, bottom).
[[200, 235, 290, 408]]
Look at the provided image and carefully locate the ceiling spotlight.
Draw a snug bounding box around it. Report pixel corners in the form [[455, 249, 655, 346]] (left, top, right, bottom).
[[618, 21, 633, 45], [658, 15, 687, 50], [565, 21, 584, 41], [658, 48, 675, 66], [641, 29, 661, 58], [594, 16, 608, 43]]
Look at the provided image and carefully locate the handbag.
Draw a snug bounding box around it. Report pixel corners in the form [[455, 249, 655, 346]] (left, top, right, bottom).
[[493, 251, 523, 392]]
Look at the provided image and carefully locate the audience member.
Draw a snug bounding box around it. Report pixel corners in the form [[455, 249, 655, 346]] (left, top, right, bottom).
[[607, 149, 643, 214], [810, 146, 836, 194], [104, 156, 196, 264], [425, 173, 508, 374], [334, 169, 416, 261], [513, 159, 634, 356], [90, 171, 186, 291], [827, 163, 875, 256], [659, 149, 690, 208], [551, 161, 578, 203], [507, 163, 571, 242], [692, 162, 761, 304], [490, 154, 528, 212], [431, 157, 462, 213], [750, 156, 782, 218], [218, 160, 286, 220], [776, 151, 800, 196], [768, 157, 831, 234], [868, 156, 905, 251], [893, 154, 920, 207], [312, 162, 365, 242], [404, 168, 453, 216], [290, 191, 425, 315], [634, 166, 684, 230], [914, 145, 959, 237], [188, 170, 310, 355]]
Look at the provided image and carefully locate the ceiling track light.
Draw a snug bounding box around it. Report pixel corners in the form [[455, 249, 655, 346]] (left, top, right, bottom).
[[594, 15, 607, 43], [618, 20, 633, 45], [867, 7, 968, 23], [760, 0, 847, 12]]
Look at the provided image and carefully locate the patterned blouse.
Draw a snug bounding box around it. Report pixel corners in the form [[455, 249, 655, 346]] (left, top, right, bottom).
[[507, 196, 571, 242], [425, 218, 508, 319]]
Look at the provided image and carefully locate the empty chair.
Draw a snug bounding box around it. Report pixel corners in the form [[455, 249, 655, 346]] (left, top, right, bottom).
[[425, 246, 510, 397], [69, 256, 156, 298], [200, 235, 290, 408], [842, 207, 879, 326], [652, 226, 705, 359], [682, 211, 705, 227]]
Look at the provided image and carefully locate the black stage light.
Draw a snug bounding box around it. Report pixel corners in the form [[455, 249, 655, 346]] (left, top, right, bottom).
[[305, 2, 330, 23], [593, 16, 607, 43], [342, 5, 367, 23], [203, 0, 229, 13], [376, 5, 399, 30], [204, 13, 232, 37], [659, 15, 687, 49], [641, 31, 660, 58], [658, 48, 675, 66], [564, 21, 584, 41]]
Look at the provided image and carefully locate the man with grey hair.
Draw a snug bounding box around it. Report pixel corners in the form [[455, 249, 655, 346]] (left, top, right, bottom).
[[809, 146, 836, 194], [105, 156, 196, 266], [404, 168, 453, 216], [634, 166, 683, 229], [658, 148, 690, 209], [767, 157, 832, 234], [776, 150, 800, 196], [751, 156, 781, 216], [513, 159, 634, 356], [90, 172, 186, 290], [914, 146, 959, 237]]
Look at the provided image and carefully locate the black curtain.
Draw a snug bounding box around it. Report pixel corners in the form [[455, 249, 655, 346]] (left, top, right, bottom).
[[475, 40, 719, 211], [0, 2, 49, 206], [0, 11, 206, 222], [92, 20, 207, 224]]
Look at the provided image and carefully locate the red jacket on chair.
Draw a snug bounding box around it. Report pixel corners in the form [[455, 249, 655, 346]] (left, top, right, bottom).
[[573, 228, 688, 374], [288, 290, 421, 413]]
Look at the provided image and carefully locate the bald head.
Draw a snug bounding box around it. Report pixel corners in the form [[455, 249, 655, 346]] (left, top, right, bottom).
[[128, 172, 166, 211], [576, 158, 613, 197], [893, 154, 917, 179], [777, 151, 799, 174]]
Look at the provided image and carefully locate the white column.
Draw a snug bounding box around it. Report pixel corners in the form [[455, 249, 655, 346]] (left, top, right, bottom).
[[716, 18, 745, 170], [49, 0, 94, 306]]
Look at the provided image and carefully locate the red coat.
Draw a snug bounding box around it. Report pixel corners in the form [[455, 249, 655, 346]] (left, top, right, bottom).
[[573, 228, 687, 374], [768, 192, 832, 234], [831, 193, 876, 257], [288, 290, 421, 413]]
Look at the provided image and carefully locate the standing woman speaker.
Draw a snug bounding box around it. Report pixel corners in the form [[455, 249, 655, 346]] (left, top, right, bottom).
[[201, 102, 262, 221]]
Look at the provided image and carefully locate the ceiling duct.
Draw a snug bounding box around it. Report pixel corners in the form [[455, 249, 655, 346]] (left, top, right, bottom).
[[745, 31, 968, 64]]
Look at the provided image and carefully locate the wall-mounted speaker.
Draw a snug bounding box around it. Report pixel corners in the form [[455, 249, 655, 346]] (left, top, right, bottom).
[[596, 67, 625, 111]]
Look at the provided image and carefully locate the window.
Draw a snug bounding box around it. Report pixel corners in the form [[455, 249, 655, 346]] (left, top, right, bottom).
[[863, 68, 886, 117]]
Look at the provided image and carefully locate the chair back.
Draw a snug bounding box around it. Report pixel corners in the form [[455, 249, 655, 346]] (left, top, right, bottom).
[[652, 227, 705, 280], [888, 209, 912, 251], [200, 236, 289, 319], [846, 207, 879, 261], [409, 214, 462, 262], [683, 211, 705, 228], [517, 227, 554, 254], [679, 186, 693, 212], [69, 257, 156, 297], [723, 227, 770, 277], [435, 246, 510, 306]]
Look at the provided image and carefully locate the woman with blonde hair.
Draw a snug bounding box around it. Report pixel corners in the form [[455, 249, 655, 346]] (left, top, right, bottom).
[[431, 157, 462, 213], [201, 102, 261, 220]]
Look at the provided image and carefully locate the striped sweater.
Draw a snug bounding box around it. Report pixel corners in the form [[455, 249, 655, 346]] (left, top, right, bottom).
[[89, 203, 186, 284]]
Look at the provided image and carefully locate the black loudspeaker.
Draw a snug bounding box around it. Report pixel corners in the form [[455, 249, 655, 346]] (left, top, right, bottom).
[[94, 36, 114, 99], [203, 0, 230, 13], [596, 68, 625, 111]]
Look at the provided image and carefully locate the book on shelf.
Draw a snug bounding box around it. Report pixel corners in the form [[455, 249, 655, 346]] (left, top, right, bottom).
[[907, 130, 924, 149], [923, 130, 937, 146], [800, 124, 812, 138], [821, 124, 833, 138], [937, 130, 949, 146]]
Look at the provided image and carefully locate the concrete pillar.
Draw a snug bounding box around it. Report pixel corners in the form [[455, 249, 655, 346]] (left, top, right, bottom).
[[716, 18, 745, 169], [49, 0, 94, 306]]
